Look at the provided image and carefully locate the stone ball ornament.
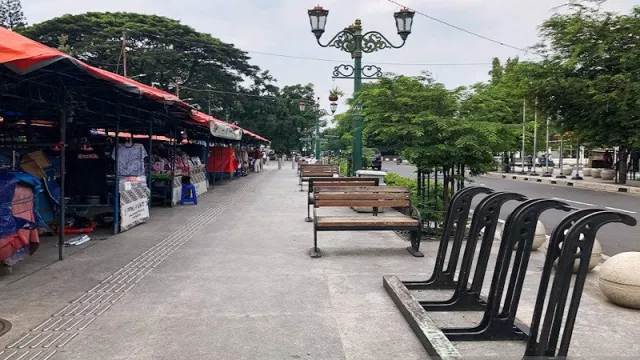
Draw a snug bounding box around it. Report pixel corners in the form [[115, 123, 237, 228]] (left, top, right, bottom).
[[598, 252, 640, 309]]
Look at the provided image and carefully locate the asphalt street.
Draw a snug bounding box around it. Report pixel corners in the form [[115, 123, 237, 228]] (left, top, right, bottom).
[[383, 161, 640, 256]]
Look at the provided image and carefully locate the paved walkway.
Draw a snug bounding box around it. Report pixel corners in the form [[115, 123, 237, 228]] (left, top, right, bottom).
[[1, 164, 639, 359], [0, 164, 429, 360]]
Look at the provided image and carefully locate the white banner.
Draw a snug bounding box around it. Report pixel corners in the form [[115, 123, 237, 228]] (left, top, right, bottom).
[[121, 195, 150, 231], [210, 121, 243, 140], [120, 179, 150, 232]]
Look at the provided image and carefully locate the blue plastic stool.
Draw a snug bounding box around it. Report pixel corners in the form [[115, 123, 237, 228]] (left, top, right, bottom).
[[180, 184, 198, 205]]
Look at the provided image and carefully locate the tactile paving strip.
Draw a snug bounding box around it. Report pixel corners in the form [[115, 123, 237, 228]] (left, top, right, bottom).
[[1, 171, 271, 360]]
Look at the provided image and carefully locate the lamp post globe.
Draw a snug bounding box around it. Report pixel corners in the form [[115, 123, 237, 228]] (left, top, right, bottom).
[[308, 6, 329, 39], [330, 102, 338, 114], [394, 7, 415, 40]]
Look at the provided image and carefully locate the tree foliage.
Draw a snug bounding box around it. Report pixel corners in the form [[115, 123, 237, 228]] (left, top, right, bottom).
[[19, 12, 318, 154], [0, 0, 27, 29], [526, 3, 640, 183], [356, 73, 512, 175]]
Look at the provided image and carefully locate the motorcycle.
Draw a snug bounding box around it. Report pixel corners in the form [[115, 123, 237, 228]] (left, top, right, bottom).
[[396, 157, 403, 165]]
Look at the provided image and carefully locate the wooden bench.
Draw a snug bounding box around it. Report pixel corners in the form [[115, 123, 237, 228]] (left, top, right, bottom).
[[299, 165, 340, 191], [298, 163, 336, 177], [305, 177, 380, 222], [311, 186, 423, 258]]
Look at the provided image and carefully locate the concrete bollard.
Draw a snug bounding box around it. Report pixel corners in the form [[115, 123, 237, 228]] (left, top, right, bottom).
[[601, 169, 616, 181], [278, 158, 283, 169], [592, 168, 602, 178], [598, 252, 640, 309], [582, 168, 592, 176], [508, 221, 546, 251], [551, 238, 601, 273]]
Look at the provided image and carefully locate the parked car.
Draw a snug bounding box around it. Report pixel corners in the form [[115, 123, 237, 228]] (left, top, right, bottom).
[[268, 150, 276, 161]]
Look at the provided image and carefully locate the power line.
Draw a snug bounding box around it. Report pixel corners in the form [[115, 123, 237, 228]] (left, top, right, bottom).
[[141, 32, 491, 67], [244, 50, 490, 66], [387, 0, 543, 57], [180, 86, 280, 99]]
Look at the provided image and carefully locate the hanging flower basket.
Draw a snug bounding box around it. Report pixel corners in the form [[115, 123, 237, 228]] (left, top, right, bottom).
[[329, 87, 344, 102]]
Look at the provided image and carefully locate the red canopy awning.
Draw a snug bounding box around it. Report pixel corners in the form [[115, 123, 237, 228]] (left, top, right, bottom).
[[0, 27, 187, 106], [0, 28, 269, 142]]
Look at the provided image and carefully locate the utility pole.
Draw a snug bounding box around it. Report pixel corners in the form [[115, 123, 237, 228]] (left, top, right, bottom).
[[542, 116, 552, 177], [519, 99, 526, 174], [530, 97, 538, 175], [122, 30, 128, 78]]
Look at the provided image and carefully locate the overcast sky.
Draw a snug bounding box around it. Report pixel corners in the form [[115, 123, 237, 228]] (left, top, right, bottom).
[[23, 0, 637, 117]]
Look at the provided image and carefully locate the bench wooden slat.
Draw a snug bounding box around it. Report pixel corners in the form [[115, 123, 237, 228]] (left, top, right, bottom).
[[314, 186, 409, 193], [312, 181, 376, 186], [316, 193, 410, 200], [315, 200, 410, 207], [302, 174, 337, 179], [316, 216, 419, 227], [302, 171, 338, 175]]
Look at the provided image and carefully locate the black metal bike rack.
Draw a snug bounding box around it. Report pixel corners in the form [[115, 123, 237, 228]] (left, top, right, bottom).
[[421, 191, 527, 311], [384, 197, 638, 359], [403, 186, 493, 291], [442, 198, 572, 341], [525, 210, 637, 358]]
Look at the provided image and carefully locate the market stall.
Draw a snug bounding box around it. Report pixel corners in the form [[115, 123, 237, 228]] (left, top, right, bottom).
[[0, 27, 269, 268]]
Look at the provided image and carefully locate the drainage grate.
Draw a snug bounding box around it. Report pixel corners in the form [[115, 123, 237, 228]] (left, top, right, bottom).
[[0, 318, 11, 337]]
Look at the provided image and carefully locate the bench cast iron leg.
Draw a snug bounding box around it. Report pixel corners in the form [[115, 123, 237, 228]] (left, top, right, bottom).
[[406, 230, 424, 257], [305, 203, 313, 222], [310, 227, 322, 258]]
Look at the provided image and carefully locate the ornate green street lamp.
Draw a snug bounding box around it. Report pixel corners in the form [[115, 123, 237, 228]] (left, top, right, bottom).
[[307, 5, 415, 173], [298, 97, 337, 160]]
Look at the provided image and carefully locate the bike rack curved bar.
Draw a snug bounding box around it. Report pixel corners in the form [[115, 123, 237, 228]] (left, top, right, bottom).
[[403, 186, 494, 290], [443, 198, 572, 341], [526, 211, 636, 358], [421, 191, 527, 311]]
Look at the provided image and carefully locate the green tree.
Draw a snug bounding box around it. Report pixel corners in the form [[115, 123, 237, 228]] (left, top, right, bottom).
[[19, 12, 256, 115], [2, 0, 26, 29], [356, 73, 511, 203], [530, 3, 640, 183]]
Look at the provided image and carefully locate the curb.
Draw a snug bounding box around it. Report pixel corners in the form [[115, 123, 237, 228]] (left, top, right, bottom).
[[485, 172, 640, 197]]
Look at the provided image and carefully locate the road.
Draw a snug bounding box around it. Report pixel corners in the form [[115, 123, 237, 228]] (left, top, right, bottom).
[[383, 161, 640, 256]]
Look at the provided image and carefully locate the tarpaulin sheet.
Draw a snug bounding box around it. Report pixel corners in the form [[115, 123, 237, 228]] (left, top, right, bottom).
[[0, 28, 185, 105], [0, 28, 270, 142], [208, 147, 237, 173], [0, 172, 46, 261]]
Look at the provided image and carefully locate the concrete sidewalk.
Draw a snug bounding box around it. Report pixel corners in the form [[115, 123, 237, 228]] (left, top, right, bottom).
[[0, 164, 429, 360], [1, 164, 639, 359]]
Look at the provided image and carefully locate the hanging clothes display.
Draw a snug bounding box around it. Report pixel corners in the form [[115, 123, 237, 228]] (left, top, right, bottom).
[[66, 146, 108, 199], [208, 147, 237, 173], [112, 143, 147, 177]]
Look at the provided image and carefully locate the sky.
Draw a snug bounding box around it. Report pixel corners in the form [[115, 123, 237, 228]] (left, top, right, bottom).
[[22, 0, 637, 118]]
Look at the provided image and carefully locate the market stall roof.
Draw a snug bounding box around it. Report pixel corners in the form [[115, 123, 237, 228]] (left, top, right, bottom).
[[0, 28, 270, 143], [190, 110, 269, 143], [0, 28, 187, 106]]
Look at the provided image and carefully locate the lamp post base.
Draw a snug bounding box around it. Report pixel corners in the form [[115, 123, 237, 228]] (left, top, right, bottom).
[[571, 176, 583, 181]]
